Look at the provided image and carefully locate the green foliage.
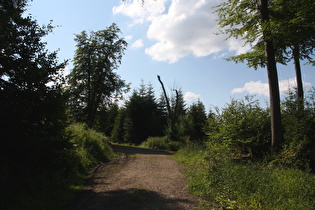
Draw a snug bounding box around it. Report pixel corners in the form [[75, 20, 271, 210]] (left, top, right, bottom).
[[165, 115, 193, 143], [67, 123, 115, 173], [273, 89, 315, 170], [0, 1, 72, 209], [175, 144, 315, 209], [164, 89, 190, 142], [122, 83, 166, 144], [67, 24, 128, 127], [207, 96, 270, 157], [142, 136, 181, 151], [188, 101, 207, 142], [97, 103, 119, 136], [111, 107, 127, 143]]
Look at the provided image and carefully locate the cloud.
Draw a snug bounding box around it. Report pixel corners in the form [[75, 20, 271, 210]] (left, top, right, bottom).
[[113, 0, 250, 63], [112, 0, 167, 25], [232, 78, 313, 96], [131, 39, 144, 48], [184, 91, 200, 102], [125, 35, 133, 40], [232, 80, 269, 96]]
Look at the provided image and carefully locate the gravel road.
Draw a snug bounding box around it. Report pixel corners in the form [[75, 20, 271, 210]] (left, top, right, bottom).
[[68, 145, 202, 210]]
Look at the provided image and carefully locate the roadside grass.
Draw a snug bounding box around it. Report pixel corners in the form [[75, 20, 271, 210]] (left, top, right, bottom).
[[67, 123, 116, 173], [1, 123, 115, 210], [174, 144, 315, 209]]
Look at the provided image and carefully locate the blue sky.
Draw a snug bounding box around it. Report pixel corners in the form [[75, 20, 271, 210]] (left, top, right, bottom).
[[27, 0, 315, 111]]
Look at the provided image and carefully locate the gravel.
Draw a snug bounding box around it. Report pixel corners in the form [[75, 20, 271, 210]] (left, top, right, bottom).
[[68, 145, 202, 210]]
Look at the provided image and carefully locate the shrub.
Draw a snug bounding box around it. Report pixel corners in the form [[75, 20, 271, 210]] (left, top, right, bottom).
[[206, 96, 270, 158], [142, 136, 181, 151], [278, 89, 315, 170], [67, 123, 115, 173]]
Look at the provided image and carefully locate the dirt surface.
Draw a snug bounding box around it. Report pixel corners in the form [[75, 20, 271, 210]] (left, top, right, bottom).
[[68, 145, 202, 210]]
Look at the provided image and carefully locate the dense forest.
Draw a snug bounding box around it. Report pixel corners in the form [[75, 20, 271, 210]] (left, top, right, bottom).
[[1, 0, 315, 209]]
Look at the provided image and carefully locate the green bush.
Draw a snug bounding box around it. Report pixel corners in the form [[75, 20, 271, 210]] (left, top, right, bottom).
[[206, 96, 270, 158], [278, 89, 315, 170], [67, 123, 115, 173], [142, 136, 181, 151]]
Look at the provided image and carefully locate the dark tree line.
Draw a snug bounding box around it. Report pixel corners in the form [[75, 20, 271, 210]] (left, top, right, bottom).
[[1, 1, 70, 208], [0, 0, 68, 170], [103, 82, 208, 145]]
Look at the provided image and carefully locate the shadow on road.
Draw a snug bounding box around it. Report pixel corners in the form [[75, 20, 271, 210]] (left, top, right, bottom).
[[69, 188, 193, 210], [111, 144, 173, 155]]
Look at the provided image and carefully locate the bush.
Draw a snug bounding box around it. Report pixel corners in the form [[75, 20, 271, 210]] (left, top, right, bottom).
[[142, 136, 181, 151], [278, 89, 315, 170], [0, 123, 115, 210], [206, 96, 270, 158], [67, 123, 115, 174]]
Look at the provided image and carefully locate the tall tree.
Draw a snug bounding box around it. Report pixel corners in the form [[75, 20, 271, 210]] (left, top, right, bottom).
[[67, 24, 128, 127], [271, 0, 315, 102], [215, 0, 284, 149], [0, 0, 67, 150], [229, 0, 315, 104], [188, 101, 207, 142], [124, 83, 164, 144], [0, 1, 68, 207]]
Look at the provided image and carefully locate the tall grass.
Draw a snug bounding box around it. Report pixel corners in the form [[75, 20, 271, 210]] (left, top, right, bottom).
[[67, 123, 115, 174], [175, 144, 315, 209]]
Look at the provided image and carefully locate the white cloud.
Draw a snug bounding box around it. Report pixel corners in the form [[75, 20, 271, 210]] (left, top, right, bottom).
[[232, 80, 269, 96], [184, 91, 200, 102], [131, 39, 144, 48], [232, 78, 313, 96], [113, 0, 249, 63], [112, 0, 167, 25], [125, 35, 133, 40], [279, 78, 312, 94]]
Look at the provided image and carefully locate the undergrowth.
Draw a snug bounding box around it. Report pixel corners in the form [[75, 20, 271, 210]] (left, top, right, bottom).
[[174, 143, 315, 209], [1, 123, 114, 210], [141, 136, 181, 151]]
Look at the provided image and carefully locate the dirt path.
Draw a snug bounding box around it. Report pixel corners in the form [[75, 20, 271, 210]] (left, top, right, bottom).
[[68, 145, 202, 210]]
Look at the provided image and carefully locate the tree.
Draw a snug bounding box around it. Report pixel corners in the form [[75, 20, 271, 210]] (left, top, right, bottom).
[[111, 107, 127, 142], [228, 0, 315, 104], [67, 24, 128, 127], [0, 0, 67, 152], [188, 101, 207, 142], [0, 1, 68, 207], [123, 83, 164, 144], [157, 75, 188, 141], [215, 0, 284, 149], [97, 103, 119, 136], [271, 0, 315, 102]]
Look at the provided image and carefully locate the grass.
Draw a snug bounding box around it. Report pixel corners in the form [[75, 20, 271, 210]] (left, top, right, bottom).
[[174, 144, 315, 209]]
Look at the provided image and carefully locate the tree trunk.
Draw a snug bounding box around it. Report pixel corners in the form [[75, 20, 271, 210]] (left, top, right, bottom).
[[293, 45, 304, 107], [157, 75, 172, 120], [259, 0, 284, 150]]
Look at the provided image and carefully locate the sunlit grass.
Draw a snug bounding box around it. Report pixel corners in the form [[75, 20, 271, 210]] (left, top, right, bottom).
[[175, 144, 315, 209]]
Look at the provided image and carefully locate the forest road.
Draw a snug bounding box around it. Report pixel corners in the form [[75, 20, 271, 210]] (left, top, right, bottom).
[[68, 145, 202, 210]]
